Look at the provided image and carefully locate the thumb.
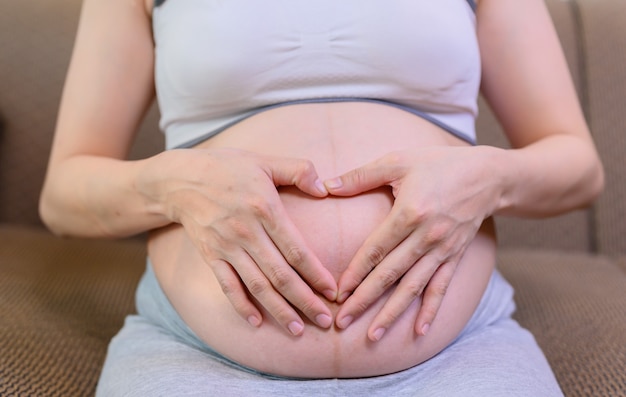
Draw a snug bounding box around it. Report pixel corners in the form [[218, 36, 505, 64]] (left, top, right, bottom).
[[324, 154, 402, 196], [264, 157, 328, 198]]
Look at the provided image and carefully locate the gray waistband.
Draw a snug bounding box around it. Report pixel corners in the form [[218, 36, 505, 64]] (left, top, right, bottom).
[[135, 260, 512, 379], [174, 97, 477, 149], [135, 261, 300, 379]]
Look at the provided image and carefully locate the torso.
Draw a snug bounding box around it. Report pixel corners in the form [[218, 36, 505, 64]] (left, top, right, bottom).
[[147, 101, 496, 378], [145, 0, 490, 379]]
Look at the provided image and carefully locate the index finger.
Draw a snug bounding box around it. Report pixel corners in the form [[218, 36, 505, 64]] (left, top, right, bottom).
[[259, 200, 338, 302], [336, 205, 415, 303]]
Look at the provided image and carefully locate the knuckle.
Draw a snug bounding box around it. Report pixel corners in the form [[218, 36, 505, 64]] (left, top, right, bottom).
[[404, 279, 428, 300], [354, 300, 371, 316], [395, 206, 424, 229], [197, 239, 212, 258], [247, 196, 273, 220], [438, 238, 457, 256], [198, 237, 219, 260], [420, 303, 439, 322], [365, 245, 386, 267], [297, 297, 318, 316], [376, 267, 402, 290], [296, 159, 316, 177], [267, 266, 293, 291], [423, 224, 449, 246], [247, 276, 271, 296], [431, 222, 449, 238], [433, 283, 449, 298], [405, 241, 424, 260], [283, 245, 305, 267], [351, 167, 368, 185], [227, 218, 254, 240], [428, 278, 450, 298], [217, 276, 241, 299], [383, 151, 405, 167]]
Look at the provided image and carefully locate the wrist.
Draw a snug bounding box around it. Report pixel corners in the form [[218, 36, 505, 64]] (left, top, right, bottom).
[[475, 145, 517, 217], [134, 151, 178, 223]]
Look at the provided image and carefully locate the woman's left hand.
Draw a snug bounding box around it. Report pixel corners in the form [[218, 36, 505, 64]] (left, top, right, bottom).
[[324, 146, 502, 341]]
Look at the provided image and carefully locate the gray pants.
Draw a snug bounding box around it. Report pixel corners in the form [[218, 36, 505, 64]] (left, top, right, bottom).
[[97, 263, 563, 396]]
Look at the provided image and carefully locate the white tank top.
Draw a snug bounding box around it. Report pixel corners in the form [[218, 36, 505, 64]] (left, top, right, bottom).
[[152, 0, 481, 149]]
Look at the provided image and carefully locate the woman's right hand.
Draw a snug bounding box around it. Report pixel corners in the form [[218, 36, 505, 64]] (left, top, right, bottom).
[[138, 148, 337, 336]]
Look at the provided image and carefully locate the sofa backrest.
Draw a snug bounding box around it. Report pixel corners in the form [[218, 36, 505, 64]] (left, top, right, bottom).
[[0, 0, 162, 226], [577, 0, 626, 256], [1, 0, 624, 255]]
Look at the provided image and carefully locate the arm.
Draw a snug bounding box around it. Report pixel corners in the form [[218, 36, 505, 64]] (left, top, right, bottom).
[[39, 0, 162, 238], [479, 0, 604, 217], [40, 0, 337, 336], [325, 0, 603, 340]]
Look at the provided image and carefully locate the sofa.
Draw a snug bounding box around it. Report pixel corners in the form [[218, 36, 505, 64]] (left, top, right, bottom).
[[0, 0, 624, 395]]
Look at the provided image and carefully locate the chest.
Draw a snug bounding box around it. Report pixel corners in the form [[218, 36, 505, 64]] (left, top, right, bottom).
[[153, 0, 480, 112]]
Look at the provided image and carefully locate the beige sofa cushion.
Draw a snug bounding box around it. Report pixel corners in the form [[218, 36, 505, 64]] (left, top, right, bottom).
[[0, 226, 145, 396], [498, 250, 626, 396]]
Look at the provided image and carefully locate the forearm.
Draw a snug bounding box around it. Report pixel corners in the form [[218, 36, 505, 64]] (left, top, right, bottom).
[[40, 154, 170, 238], [492, 134, 604, 218]]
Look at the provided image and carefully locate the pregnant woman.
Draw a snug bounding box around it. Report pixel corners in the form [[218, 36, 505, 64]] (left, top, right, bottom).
[[40, 0, 603, 395]]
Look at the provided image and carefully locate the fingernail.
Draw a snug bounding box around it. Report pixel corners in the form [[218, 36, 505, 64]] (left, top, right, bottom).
[[316, 313, 332, 328], [323, 289, 337, 301], [325, 178, 343, 190], [337, 315, 353, 329], [315, 179, 328, 195], [288, 321, 304, 336], [421, 323, 430, 336], [371, 328, 386, 342], [247, 316, 261, 327]]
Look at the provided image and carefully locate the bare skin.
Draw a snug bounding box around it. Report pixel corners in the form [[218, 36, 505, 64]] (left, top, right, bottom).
[[148, 102, 496, 378]]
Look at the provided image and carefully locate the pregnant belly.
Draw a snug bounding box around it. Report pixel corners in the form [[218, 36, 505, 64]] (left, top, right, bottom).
[[148, 102, 497, 378]]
